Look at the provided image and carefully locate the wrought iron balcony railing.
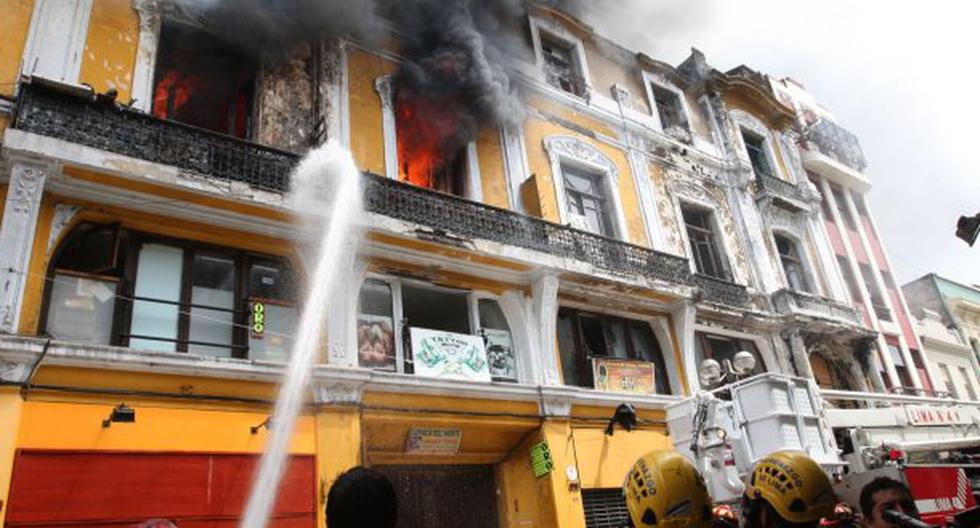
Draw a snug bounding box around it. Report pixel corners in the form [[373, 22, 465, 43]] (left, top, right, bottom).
[[693, 274, 750, 307], [772, 288, 864, 326], [804, 119, 867, 173], [14, 80, 296, 193], [12, 80, 697, 289], [753, 172, 809, 205]]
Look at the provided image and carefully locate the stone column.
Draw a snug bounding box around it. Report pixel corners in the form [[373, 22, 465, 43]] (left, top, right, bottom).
[[669, 301, 698, 393], [0, 162, 48, 334], [325, 251, 364, 368], [783, 326, 814, 379], [374, 75, 398, 180], [131, 0, 160, 111], [531, 273, 561, 386]]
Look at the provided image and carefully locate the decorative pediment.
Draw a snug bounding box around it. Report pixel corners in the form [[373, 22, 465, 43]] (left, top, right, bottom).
[[543, 136, 619, 180]]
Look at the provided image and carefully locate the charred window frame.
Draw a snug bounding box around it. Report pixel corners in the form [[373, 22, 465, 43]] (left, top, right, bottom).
[[647, 81, 689, 133], [356, 276, 518, 381], [41, 222, 297, 360], [774, 233, 811, 293], [151, 19, 259, 139], [556, 307, 672, 394], [530, 17, 590, 98], [680, 203, 728, 280]]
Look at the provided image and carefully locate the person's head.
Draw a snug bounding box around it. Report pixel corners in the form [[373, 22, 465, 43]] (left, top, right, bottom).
[[623, 449, 713, 528], [132, 521, 177, 528], [742, 450, 835, 528], [858, 477, 917, 528], [326, 466, 398, 528]]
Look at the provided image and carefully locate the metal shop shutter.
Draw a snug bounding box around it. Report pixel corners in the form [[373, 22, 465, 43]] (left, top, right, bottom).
[[4, 450, 316, 527], [582, 488, 631, 528]]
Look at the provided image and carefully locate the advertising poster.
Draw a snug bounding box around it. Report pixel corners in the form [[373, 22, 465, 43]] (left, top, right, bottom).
[[410, 328, 492, 382], [357, 314, 396, 370], [484, 328, 517, 381], [592, 358, 656, 394]]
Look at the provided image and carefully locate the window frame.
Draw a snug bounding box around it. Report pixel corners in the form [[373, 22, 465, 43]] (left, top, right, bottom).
[[529, 16, 592, 99], [41, 223, 296, 360], [356, 273, 518, 379], [679, 202, 730, 280], [741, 129, 775, 179], [693, 329, 769, 389], [556, 306, 673, 395], [641, 72, 691, 134], [772, 232, 813, 293]]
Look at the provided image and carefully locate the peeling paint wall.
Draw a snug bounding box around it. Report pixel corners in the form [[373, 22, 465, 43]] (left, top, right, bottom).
[[0, 0, 36, 97], [79, 0, 138, 101], [476, 126, 509, 209], [256, 43, 314, 153], [347, 47, 393, 176]]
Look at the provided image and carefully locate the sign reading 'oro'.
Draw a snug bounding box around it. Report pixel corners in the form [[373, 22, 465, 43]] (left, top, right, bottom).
[[410, 328, 492, 382], [250, 301, 266, 339]]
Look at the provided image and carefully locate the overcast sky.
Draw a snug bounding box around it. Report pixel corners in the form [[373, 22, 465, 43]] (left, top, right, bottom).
[[580, 1, 980, 287]]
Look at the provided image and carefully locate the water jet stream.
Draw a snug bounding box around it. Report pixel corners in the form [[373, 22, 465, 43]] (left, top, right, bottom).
[[241, 140, 362, 528]]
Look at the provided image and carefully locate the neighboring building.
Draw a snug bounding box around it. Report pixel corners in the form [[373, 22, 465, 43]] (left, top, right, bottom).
[[0, 2, 974, 527], [904, 274, 980, 400]]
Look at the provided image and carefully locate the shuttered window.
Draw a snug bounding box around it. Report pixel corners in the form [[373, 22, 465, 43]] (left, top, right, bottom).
[[582, 488, 631, 528]]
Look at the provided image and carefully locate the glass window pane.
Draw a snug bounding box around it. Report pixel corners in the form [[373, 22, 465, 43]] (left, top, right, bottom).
[[188, 254, 236, 357], [249, 303, 297, 363], [249, 259, 295, 302], [603, 319, 629, 359], [629, 322, 670, 395], [130, 243, 183, 351], [557, 312, 583, 387], [887, 344, 905, 367], [478, 299, 508, 330], [358, 279, 396, 370], [47, 274, 116, 345], [401, 284, 469, 334]]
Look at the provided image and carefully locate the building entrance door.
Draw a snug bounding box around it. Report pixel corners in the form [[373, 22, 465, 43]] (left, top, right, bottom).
[[378, 465, 499, 528]]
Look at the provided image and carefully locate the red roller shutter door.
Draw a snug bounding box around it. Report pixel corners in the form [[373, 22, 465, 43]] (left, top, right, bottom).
[[4, 451, 316, 527]]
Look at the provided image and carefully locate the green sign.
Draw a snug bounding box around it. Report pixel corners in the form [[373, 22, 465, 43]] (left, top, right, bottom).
[[529, 441, 554, 478]]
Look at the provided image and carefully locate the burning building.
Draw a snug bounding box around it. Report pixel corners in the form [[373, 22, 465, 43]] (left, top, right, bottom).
[[0, 1, 976, 527]]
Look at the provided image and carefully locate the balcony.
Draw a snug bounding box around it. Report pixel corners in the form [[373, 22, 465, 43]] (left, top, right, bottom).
[[772, 288, 864, 327], [693, 274, 750, 307], [753, 172, 809, 207], [12, 80, 693, 288], [805, 119, 866, 173]]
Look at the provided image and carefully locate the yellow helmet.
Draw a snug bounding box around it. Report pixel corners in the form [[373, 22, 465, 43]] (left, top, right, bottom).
[[745, 450, 835, 525], [623, 450, 712, 528]]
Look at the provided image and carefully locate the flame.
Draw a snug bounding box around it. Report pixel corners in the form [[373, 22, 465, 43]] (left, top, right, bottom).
[[395, 84, 464, 189], [152, 70, 200, 120]]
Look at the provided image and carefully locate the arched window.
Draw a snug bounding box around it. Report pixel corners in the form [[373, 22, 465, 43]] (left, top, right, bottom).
[[42, 222, 297, 361]]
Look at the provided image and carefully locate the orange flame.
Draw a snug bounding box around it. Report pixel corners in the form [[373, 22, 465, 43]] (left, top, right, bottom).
[[396, 87, 462, 189]]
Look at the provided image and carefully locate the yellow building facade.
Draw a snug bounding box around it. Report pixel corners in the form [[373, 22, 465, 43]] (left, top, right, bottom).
[[0, 1, 886, 527]]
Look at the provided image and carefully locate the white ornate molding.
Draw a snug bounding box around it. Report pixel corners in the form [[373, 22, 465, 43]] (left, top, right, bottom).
[[0, 357, 31, 384], [532, 273, 561, 386], [0, 162, 49, 333], [131, 0, 161, 111], [46, 203, 82, 254], [312, 380, 365, 405], [539, 395, 572, 417], [374, 75, 399, 180], [544, 136, 619, 180]]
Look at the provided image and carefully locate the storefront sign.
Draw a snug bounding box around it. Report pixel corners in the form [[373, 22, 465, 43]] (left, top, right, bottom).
[[484, 328, 517, 381], [529, 441, 554, 478], [406, 427, 462, 455], [250, 301, 266, 339], [905, 406, 970, 426], [410, 328, 491, 382], [592, 358, 656, 394]]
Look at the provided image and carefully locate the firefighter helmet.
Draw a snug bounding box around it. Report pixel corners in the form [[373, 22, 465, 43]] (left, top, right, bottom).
[[623, 449, 712, 528], [745, 450, 835, 525]]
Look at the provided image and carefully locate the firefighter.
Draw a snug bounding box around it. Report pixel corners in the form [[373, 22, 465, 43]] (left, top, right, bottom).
[[742, 450, 836, 528], [623, 449, 714, 528]]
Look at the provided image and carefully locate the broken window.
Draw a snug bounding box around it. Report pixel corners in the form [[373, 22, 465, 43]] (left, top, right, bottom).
[[651, 84, 687, 131], [886, 342, 914, 389], [563, 164, 613, 237], [541, 36, 582, 96], [395, 85, 472, 198], [742, 131, 773, 178], [152, 21, 258, 139], [682, 204, 727, 279], [43, 223, 296, 359], [774, 234, 810, 293], [556, 308, 672, 394], [860, 264, 890, 321], [429, 145, 469, 197]]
